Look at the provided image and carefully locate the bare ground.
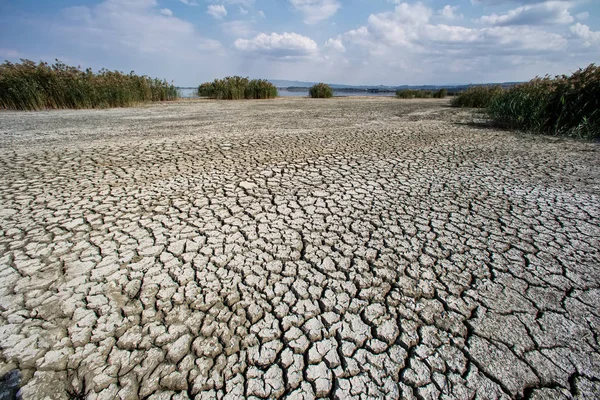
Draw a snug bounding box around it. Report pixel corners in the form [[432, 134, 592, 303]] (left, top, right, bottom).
[[0, 98, 599, 399]]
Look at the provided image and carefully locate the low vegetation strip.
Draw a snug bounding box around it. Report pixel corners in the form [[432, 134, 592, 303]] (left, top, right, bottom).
[[0, 60, 178, 111], [396, 88, 447, 99], [198, 76, 278, 99], [452, 64, 599, 139]]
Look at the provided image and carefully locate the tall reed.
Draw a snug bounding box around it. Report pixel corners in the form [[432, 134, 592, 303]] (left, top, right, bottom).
[[451, 85, 503, 108], [198, 76, 277, 99], [0, 59, 178, 110], [488, 64, 599, 139]]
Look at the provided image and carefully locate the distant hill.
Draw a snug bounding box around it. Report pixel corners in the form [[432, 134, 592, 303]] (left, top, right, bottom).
[[178, 80, 522, 92], [267, 79, 521, 91]]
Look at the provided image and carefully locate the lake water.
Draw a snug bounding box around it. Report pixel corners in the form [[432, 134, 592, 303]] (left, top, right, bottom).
[[178, 88, 396, 98]]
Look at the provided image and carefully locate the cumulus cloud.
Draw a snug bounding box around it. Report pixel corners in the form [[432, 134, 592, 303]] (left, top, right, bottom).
[[8, 0, 598, 85], [438, 5, 463, 20], [179, 0, 198, 5], [290, 0, 341, 24], [570, 23, 600, 46], [207, 4, 227, 19], [477, 1, 574, 26], [339, 0, 571, 83], [324, 38, 345, 52], [58, 0, 223, 59], [234, 32, 318, 59]]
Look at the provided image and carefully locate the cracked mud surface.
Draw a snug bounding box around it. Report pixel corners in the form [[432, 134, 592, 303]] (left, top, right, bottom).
[[0, 97, 599, 399]]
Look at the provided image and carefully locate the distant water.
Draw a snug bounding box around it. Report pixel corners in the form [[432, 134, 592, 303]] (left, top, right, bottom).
[[179, 88, 199, 98], [178, 88, 396, 98]]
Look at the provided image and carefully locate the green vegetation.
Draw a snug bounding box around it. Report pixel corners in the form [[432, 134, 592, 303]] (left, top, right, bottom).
[[450, 85, 503, 108], [198, 76, 277, 99], [0, 59, 178, 111], [396, 89, 431, 99], [309, 83, 333, 98], [395, 88, 448, 99], [451, 64, 599, 139], [434, 88, 448, 98], [487, 65, 599, 139]]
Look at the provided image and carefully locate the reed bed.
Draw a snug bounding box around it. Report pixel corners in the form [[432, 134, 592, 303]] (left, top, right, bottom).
[[396, 89, 447, 99], [0, 59, 178, 110], [198, 76, 277, 99], [309, 83, 333, 98], [450, 85, 503, 108], [488, 64, 599, 139]]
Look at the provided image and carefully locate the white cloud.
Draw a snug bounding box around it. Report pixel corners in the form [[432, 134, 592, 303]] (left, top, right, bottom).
[[10, 0, 598, 86], [324, 38, 345, 52], [258, 10, 265, 18], [438, 5, 463, 20], [57, 0, 223, 63], [570, 23, 600, 47], [478, 1, 574, 26], [207, 4, 227, 19], [575, 12, 589, 21], [179, 0, 198, 5], [234, 32, 318, 59], [239, 7, 248, 15], [289, 0, 341, 24], [335, 1, 576, 84]]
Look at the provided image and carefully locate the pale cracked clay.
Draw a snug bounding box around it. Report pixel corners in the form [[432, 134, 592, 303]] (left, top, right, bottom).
[[0, 98, 599, 399]]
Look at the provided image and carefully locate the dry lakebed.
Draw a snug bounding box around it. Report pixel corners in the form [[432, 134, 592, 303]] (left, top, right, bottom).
[[0, 98, 599, 399]]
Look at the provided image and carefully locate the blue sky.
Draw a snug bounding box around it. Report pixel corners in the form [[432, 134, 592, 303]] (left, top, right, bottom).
[[0, 0, 598, 85]]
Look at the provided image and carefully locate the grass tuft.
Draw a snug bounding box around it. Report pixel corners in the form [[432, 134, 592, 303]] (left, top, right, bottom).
[[309, 83, 333, 98], [0, 59, 178, 110], [198, 76, 277, 99]]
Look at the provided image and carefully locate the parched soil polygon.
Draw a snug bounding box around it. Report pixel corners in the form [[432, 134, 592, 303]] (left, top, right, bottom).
[[0, 98, 598, 399]]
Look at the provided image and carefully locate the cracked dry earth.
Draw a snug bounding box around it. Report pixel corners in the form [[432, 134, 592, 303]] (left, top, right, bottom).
[[0, 97, 599, 400]]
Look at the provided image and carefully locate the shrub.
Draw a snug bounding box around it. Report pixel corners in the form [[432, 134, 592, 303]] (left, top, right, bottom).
[[488, 64, 599, 139], [451, 85, 504, 108], [198, 82, 215, 98], [396, 89, 432, 99], [433, 88, 448, 99], [309, 83, 333, 98], [197, 76, 277, 100], [245, 79, 279, 99], [0, 59, 178, 110]]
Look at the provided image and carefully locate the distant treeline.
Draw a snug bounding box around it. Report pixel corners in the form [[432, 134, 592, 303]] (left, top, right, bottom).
[[0, 59, 178, 110], [452, 64, 599, 139], [198, 76, 277, 99]]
